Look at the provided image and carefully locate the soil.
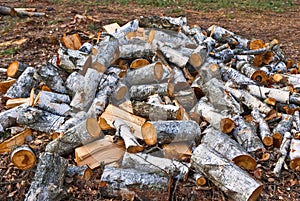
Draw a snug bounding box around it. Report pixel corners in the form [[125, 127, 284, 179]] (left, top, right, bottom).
[[0, 1, 300, 201]]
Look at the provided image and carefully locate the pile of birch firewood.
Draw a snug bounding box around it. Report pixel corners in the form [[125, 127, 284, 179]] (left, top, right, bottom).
[[0, 15, 300, 201]]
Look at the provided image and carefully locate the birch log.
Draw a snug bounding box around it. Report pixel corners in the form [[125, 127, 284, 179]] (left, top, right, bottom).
[[233, 115, 265, 152], [247, 85, 290, 104], [142, 120, 201, 145], [236, 61, 268, 85], [66, 165, 92, 180], [220, 64, 257, 86], [193, 172, 207, 186], [202, 127, 257, 170], [55, 111, 87, 133], [251, 109, 273, 146], [272, 114, 293, 148], [4, 67, 37, 99], [7, 61, 29, 78], [45, 118, 102, 156], [158, 44, 189, 68], [24, 152, 68, 201], [289, 138, 300, 170], [119, 38, 154, 59], [191, 144, 263, 201], [188, 44, 207, 70], [65, 72, 84, 97], [100, 166, 172, 200], [273, 132, 292, 176]]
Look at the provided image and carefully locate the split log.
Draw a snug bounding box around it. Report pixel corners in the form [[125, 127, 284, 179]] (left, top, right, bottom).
[[0, 128, 32, 153], [129, 58, 150, 69], [24, 152, 68, 201], [16, 107, 65, 133], [37, 62, 67, 94], [113, 119, 143, 153], [7, 61, 28, 78], [4, 67, 37, 99], [193, 172, 207, 186], [191, 97, 235, 134], [5, 97, 30, 109], [162, 142, 192, 161], [61, 33, 82, 50], [99, 104, 146, 139], [0, 78, 16, 93], [142, 120, 201, 145], [273, 132, 292, 176], [66, 165, 92, 180], [132, 100, 183, 121], [0, 103, 28, 133], [10, 145, 36, 170], [191, 144, 263, 201], [247, 85, 290, 104], [92, 36, 120, 72], [109, 19, 139, 44], [125, 62, 164, 86], [202, 127, 257, 170], [236, 61, 268, 85], [87, 71, 119, 118], [272, 114, 293, 148], [129, 82, 174, 101], [75, 135, 125, 169], [289, 138, 300, 170], [45, 118, 102, 156], [121, 152, 189, 180], [0, 5, 46, 17], [251, 109, 273, 146], [233, 115, 265, 152], [100, 166, 172, 200], [70, 68, 102, 111], [103, 23, 121, 34], [191, 75, 205, 99], [65, 71, 84, 97]]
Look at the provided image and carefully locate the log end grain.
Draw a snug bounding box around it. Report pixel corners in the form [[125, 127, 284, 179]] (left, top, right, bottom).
[[127, 144, 144, 154], [189, 53, 202, 67], [290, 158, 300, 170], [219, 118, 235, 134], [232, 155, 257, 171], [273, 132, 283, 148], [251, 70, 268, 85], [86, 118, 102, 138], [141, 121, 157, 145], [130, 58, 150, 69], [114, 85, 127, 101], [7, 61, 19, 77], [11, 146, 36, 170], [262, 136, 273, 147], [248, 185, 264, 201], [153, 62, 164, 81]]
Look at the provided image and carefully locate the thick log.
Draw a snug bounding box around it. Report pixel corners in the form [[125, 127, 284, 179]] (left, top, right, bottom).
[[65, 71, 84, 97], [273, 132, 292, 176], [191, 144, 263, 201], [158, 44, 189, 68], [66, 165, 92, 180], [236, 61, 268, 85], [7, 61, 28, 78], [16, 107, 65, 133], [10, 145, 36, 170], [247, 85, 290, 104], [220, 64, 257, 86], [75, 135, 125, 169], [45, 118, 102, 156], [272, 114, 293, 148], [129, 82, 173, 101], [87, 71, 119, 118], [100, 166, 172, 200], [188, 45, 207, 70], [0, 78, 16, 93], [233, 115, 265, 152], [24, 152, 68, 201], [132, 100, 183, 121], [202, 127, 257, 170], [38, 62, 67, 94], [0, 128, 32, 153], [119, 38, 155, 59], [125, 62, 164, 86], [191, 97, 235, 134], [113, 119, 144, 153], [92, 36, 120, 72], [251, 109, 273, 146], [122, 152, 189, 180], [162, 142, 192, 161], [112, 82, 127, 101], [0, 103, 28, 133], [4, 67, 37, 99], [289, 138, 300, 170], [142, 120, 201, 145], [70, 68, 102, 111]]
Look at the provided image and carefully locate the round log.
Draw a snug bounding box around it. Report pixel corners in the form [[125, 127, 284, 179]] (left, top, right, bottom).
[[11, 145, 36, 170], [251, 109, 273, 146], [7, 61, 28, 78], [193, 172, 206, 186], [272, 114, 293, 148]]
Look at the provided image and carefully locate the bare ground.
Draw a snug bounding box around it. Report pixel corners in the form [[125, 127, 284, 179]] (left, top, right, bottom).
[[0, 1, 300, 200]]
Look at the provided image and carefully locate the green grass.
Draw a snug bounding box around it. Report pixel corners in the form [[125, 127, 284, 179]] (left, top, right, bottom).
[[1, 47, 20, 56]]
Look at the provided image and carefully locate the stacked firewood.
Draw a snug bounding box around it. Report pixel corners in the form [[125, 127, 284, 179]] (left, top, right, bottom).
[[0, 15, 300, 201]]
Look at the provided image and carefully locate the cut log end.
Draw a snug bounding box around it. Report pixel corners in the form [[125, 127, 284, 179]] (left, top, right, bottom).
[[141, 122, 156, 145], [232, 155, 257, 171], [130, 58, 150, 69], [273, 132, 283, 148], [11, 146, 36, 170], [153, 62, 164, 81], [86, 118, 102, 138], [189, 53, 202, 67], [114, 85, 127, 101], [7, 61, 19, 77], [290, 158, 300, 170], [262, 136, 273, 147], [219, 118, 235, 134], [248, 185, 264, 201], [127, 145, 144, 153], [251, 70, 268, 84]]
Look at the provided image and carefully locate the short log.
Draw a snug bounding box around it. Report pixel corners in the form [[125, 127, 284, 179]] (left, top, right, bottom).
[[251, 109, 273, 146], [272, 114, 293, 148], [100, 166, 172, 201], [142, 120, 201, 145], [24, 152, 68, 201], [202, 127, 257, 170], [10, 145, 36, 170], [7, 61, 28, 78], [193, 172, 207, 186], [188, 44, 207, 70], [220, 64, 256, 86], [191, 144, 263, 201], [45, 118, 102, 156], [158, 44, 189, 68], [236, 61, 268, 85], [119, 38, 155, 59], [289, 138, 300, 170]]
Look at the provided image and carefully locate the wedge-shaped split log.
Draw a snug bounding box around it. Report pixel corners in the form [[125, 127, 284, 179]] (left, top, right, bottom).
[[251, 109, 273, 146], [191, 144, 263, 201], [163, 142, 192, 161], [11, 145, 36, 170], [121, 152, 189, 180], [0, 78, 16, 93], [24, 152, 68, 201], [142, 120, 201, 146], [289, 138, 300, 170], [45, 118, 102, 156], [4, 67, 37, 99], [272, 114, 293, 148], [202, 127, 257, 170], [75, 135, 125, 169], [100, 166, 172, 201], [0, 128, 32, 153]]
